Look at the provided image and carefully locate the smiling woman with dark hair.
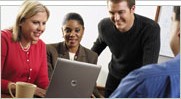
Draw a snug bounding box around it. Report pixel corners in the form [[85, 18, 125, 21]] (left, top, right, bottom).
[[46, 12, 103, 98]]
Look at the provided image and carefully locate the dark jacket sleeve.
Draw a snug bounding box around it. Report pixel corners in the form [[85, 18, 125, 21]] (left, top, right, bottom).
[[83, 47, 98, 64], [91, 20, 107, 56], [141, 22, 160, 65], [90, 51, 98, 64], [46, 44, 58, 80]]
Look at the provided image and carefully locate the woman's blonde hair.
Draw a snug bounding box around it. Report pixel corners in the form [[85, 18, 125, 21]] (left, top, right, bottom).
[[12, 0, 50, 41]]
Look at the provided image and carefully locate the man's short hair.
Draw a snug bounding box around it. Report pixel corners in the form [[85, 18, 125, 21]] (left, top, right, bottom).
[[107, 0, 135, 9], [174, 6, 180, 21]]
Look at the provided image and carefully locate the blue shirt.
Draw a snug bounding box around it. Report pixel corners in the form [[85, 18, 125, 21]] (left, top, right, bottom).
[[110, 54, 180, 98]]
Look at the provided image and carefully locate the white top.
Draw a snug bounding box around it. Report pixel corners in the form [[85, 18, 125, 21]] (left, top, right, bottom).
[[69, 52, 76, 61]]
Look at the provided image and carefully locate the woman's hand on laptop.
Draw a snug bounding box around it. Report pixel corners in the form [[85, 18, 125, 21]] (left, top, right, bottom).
[[34, 87, 46, 98]]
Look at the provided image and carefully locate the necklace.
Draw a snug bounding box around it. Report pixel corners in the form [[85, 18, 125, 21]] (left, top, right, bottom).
[[19, 42, 31, 52]]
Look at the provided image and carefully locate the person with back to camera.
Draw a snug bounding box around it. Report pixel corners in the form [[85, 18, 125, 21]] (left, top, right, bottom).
[[110, 6, 180, 98], [91, 0, 160, 97], [46, 12, 103, 98], [1, 0, 50, 97]]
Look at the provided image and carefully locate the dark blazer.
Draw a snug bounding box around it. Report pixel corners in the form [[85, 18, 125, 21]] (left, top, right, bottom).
[[46, 42, 98, 79]]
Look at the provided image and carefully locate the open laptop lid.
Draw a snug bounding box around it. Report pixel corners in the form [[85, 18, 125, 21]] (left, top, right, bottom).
[[45, 58, 101, 98]]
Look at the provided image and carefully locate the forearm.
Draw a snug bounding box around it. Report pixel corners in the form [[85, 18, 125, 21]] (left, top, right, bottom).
[[91, 39, 107, 56], [143, 35, 160, 65], [143, 23, 160, 65], [35, 51, 49, 89]]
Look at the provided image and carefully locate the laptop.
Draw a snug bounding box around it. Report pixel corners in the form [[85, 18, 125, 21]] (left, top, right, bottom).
[[45, 58, 101, 98]]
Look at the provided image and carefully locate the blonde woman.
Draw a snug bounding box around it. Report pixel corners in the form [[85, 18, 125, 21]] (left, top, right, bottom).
[[1, 0, 49, 97]]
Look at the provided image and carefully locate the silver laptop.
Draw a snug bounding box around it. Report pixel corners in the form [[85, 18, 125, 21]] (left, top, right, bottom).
[[45, 58, 101, 98]]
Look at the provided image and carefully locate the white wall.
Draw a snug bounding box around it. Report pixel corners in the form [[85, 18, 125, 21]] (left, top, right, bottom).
[[158, 6, 174, 57], [1, 5, 157, 86]]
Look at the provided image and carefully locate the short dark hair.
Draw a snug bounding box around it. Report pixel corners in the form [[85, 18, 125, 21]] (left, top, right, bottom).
[[107, 0, 135, 9], [62, 12, 84, 28], [173, 6, 180, 21]]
